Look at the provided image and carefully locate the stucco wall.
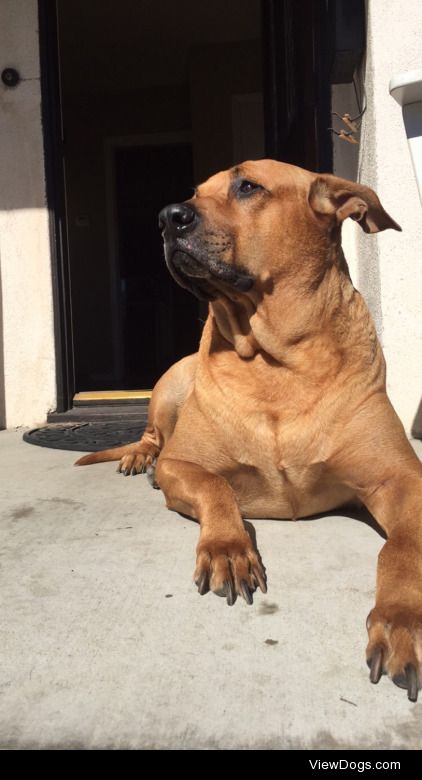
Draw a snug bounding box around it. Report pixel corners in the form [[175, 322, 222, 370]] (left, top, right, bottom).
[[0, 0, 56, 428], [333, 0, 422, 436]]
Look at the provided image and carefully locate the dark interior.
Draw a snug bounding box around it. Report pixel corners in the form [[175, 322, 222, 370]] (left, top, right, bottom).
[[115, 143, 198, 387], [57, 0, 264, 391], [51, 0, 332, 402]]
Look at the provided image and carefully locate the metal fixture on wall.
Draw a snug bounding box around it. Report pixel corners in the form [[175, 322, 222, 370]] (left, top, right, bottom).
[[329, 77, 367, 145], [1, 67, 21, 88]]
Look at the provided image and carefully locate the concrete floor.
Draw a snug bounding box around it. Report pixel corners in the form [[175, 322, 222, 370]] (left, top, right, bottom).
[[1, 429, 422, 750]]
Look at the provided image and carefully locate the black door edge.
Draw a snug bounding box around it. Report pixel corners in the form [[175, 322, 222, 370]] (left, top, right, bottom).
[[38, 0, 75, 413], [261, 0, 333, 172]]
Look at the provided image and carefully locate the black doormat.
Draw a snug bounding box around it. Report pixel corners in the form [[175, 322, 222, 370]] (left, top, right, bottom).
[[23, 421, 146, 452]]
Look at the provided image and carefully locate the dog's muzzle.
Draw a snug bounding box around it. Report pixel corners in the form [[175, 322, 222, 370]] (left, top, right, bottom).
[[158, 201, 254, 301]]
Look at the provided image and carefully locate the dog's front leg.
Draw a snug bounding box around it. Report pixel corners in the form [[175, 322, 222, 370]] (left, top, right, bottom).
[[363, 468, 422, 701], [156, 458, 267, 605], [333, 398, 422, 700]]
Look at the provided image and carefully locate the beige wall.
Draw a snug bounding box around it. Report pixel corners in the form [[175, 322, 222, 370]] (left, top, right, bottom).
[[0, 0, 56, 428], [333, 0, 422, 436]]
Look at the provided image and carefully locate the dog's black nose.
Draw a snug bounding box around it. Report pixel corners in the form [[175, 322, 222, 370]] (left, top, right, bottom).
[[159, 203, 197, 234]]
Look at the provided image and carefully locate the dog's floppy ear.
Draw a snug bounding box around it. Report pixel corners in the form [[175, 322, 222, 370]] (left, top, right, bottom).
[[309, 174, 401, 234]]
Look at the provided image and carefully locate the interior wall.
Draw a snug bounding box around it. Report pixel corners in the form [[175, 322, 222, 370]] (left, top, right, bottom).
[[189, 40, 263, 182]]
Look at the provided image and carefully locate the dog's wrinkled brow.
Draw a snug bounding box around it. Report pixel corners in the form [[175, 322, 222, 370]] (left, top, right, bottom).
[[195, 165, 252, 198], [231, 165, 246, 181]]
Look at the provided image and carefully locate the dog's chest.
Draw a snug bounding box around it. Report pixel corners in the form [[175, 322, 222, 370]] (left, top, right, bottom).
[[206, 352, 333, 460], [197, 375, 353, 517], [220, 398, 327, 470], [220, 409, 347, 518]]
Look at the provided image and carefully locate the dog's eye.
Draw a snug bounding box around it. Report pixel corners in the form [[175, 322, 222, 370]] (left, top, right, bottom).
[[238, 180, 263, 197]]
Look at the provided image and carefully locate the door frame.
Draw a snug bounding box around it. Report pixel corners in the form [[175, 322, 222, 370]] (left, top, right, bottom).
[[261, 0, 333, 171], [39, 0, 333, 411], [38, 0, 75, 412], [104, 131, 193, 387]]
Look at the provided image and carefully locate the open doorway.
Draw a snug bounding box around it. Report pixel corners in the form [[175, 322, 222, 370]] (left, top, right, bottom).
[[45, 0, 332, 409], [112, 139, 197, 388], [56, 0, 265, 393]]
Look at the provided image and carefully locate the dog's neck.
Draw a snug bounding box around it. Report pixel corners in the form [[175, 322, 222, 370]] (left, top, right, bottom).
[[207, 258, 379, 379], [209, 295, 260, 359]]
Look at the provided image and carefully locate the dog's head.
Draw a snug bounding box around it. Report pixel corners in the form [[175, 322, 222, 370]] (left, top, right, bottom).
[[159, 159, 401, 301]]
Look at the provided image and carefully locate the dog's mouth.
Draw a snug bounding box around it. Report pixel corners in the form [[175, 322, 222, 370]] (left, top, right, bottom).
[[165, 245, 254, 302]]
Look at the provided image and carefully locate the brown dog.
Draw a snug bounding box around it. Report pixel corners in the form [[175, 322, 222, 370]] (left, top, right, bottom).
[[77, 159, 422, 702]]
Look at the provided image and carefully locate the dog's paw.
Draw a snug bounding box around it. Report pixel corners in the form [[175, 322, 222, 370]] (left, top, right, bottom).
[[117, 448, 156, 477], [194, 535, 267, 606], [366, 605, 422, 702]]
